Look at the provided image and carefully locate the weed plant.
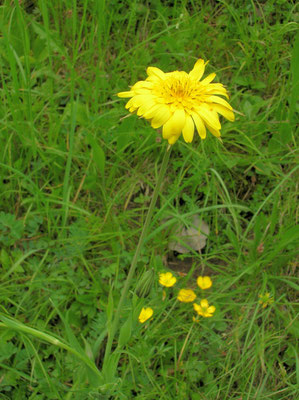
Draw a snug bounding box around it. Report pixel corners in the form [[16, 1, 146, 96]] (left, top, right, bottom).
[[0, 1, 298, 399]]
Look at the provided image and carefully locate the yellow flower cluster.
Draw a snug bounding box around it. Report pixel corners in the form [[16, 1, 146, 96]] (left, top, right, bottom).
[[138, 272, 216, 323], [258, 292, 274, 308]]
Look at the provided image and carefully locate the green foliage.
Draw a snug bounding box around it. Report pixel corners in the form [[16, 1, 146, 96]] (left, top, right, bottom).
[[0, 0, 298, 399]]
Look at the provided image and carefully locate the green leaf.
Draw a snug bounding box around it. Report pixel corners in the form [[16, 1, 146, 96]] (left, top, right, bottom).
[[0, 248, 11, 270], [118, 316, 132, 348]]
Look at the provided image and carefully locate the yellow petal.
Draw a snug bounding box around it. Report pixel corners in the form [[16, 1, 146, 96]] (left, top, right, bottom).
[[189, 59, 205, 81], [151, 105, 172, 128], [201, 72, 216, 85], [206, 124, 221, 137], [130, 94, 153, 109], [211, 104, 235, 121], [200, 299, 209, 308], [191, 112, 206, 139], [118, 91, 133, 98], [146, 66, 166, 80], [205, 83, 229, 99], [125, 98, 134, 109], [207, 95, 233, 110], [137, 98, 157, 116], [162, 109, 186, 139], [196, 105, 221, 130], [129, 106, 138, 113], [182, 114, 194, 143], [132, 81, 153, 90], [143, 104, 161, 119], [168, 134, 180, 145], [208, 306, 216, 314]]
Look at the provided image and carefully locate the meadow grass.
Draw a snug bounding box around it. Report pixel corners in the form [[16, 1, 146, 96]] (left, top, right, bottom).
[[0, 0, 298, 399]]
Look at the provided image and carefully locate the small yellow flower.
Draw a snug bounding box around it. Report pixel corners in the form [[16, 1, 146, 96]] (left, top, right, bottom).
[[138, 307, 154, 323], [193, 299, 216, 317], [259, 292, 274, 308], [117, 58, 234, 145], [177, 289, 196, 303], [159, 272, 177, 287], [197, 276, 212, 290]]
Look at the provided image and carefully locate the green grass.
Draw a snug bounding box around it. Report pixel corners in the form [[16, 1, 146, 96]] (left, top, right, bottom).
[[0, 0, 298, 399]]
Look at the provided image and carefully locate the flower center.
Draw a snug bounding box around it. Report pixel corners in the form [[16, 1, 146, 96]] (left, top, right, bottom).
[[154, 71, 205, 110]]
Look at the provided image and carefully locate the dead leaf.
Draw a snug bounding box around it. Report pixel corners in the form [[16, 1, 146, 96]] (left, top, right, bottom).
[[168, 215, 210, 254]]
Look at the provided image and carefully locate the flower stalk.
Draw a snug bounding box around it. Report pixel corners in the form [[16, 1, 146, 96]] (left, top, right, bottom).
[[103, 143, 172, 369]]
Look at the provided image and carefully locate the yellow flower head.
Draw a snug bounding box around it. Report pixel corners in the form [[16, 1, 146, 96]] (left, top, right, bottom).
[[258, 292, 274, 308], [159, 272, 177, 287], [138, 307, 154, 323], [117, 58, 234, 145], [197, 276, 212, 290], [193, 299, 215, 318], [177, 289, 196, 303]]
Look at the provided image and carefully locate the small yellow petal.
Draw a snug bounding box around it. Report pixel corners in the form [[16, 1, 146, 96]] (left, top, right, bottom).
[[200, 299, 209, 308], [143, 104, 161, 119], [182, 114, 195, 143], [208, 306, 216, 314], [191, 112, 206, 139], [146, 66, 166, 80], [196, 105, 221, 130], [151, 105, 172, 128], [118, 91, 134, 98], [125, 98, 134, 109], [206, 124, 221, 137], [137, 99, 157, 117], [206, 83, 229, 99], [207, 95, 233, 110], [201, 72, 216, 85], [210, 104, 235, 122], [168, 135, 180, 145], [162, 109, 186, 139], [131, 94, 154, 109], [189, 59, 205, 81], [132, 81, 153, 90]]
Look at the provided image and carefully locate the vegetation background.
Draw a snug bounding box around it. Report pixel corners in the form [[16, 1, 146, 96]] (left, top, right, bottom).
[[0, 0, 298, 399]]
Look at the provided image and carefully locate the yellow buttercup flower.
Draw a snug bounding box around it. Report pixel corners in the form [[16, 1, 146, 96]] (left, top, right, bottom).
[[117, 58, 234, 145], [177, 289, 196, 303], [197, 276, 212, 290], [138, 307, 154, 323], [159, 272, 177, 287], [193, 299, 215, 318]]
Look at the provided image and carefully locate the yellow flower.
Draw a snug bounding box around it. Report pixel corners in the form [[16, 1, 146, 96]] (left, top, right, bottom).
[[177, 289, 196, 303], [117, 58, 234, 145], [138, 307, 154, 323], [197, 276, 212, 290], [193, 299, 215, 317], [159, 272, 177, 287], [259, 292, 274, 308]]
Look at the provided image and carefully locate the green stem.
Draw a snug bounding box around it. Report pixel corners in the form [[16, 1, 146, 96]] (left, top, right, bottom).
[[176, 322, 194, 371], [103, 144, 172, 368]]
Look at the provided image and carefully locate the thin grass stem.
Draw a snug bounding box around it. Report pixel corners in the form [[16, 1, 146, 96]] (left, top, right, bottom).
[[103, 143, 172, 370]]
